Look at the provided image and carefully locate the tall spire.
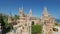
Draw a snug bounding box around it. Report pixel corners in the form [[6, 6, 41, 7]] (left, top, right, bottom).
[[43, 6, 49, 17], [29, 8, 32, 17], [19, 6, 24, 17], [19, 0, 24, 18]]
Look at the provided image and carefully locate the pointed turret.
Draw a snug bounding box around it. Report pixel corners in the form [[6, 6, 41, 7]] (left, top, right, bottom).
[[19, 7, 23, 13], [41, 6, 51, 21], [19, 7, 24, 18], [43, 6, 49, 17], [29, 9, 32, 17]]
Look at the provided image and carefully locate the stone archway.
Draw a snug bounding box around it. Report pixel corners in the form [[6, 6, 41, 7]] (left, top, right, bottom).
[[32, 21, 34, 25]]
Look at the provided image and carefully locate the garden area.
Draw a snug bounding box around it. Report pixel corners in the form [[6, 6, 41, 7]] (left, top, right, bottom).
[[31, 24, 42, 34]]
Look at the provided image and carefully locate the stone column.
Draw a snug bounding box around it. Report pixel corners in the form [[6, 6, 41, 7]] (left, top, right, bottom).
[[29, 21, 31, 34], [29, 26, 31, 34]]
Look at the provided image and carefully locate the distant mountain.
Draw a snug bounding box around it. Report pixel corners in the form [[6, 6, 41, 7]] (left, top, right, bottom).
[[55, 19, 60, 22]]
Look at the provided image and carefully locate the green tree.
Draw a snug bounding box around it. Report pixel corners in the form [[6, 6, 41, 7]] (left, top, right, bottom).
[[5, 23, 13, 33], [0, 13, 13, 33], [31, 24, 42, 34], [0, 14, 6, 34], [0, 14, 5, 26], [13, 15, 19, 20]]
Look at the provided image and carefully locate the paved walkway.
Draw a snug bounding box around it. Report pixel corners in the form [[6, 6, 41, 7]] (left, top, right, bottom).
[[53, 31, 60, 34]]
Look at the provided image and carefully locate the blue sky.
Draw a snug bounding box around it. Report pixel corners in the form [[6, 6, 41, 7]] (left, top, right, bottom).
[[0, 0, 60, 19]]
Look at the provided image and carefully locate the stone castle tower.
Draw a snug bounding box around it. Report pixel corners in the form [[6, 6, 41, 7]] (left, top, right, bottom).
[[42, 7, 55, 34], [16, 7, 32, 34]]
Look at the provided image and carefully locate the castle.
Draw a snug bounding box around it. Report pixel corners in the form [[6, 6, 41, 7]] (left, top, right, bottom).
[[8, 6, 55, 34]]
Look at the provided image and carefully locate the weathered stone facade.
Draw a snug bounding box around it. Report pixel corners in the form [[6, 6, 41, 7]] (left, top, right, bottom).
[[8, 6, 55, 34], [42, 7, 55, 34]]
